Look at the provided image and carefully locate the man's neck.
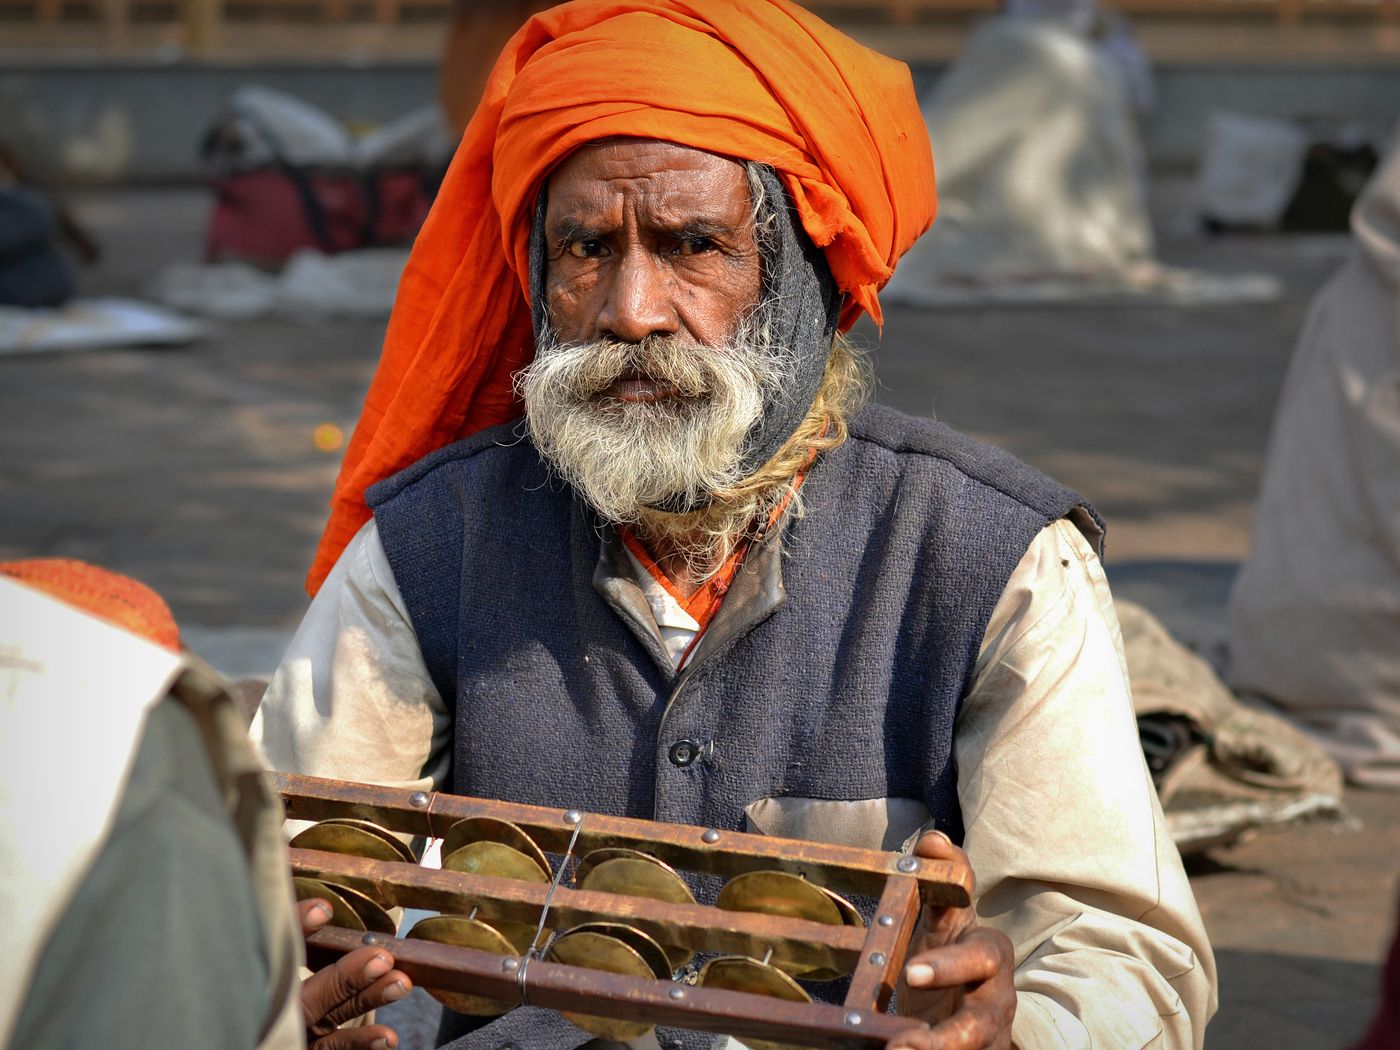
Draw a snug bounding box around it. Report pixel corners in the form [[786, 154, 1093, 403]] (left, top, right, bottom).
[[635, 527, 736, 599]]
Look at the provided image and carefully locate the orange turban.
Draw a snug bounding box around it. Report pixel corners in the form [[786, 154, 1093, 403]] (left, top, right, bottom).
[[309, 0, 936, 593]]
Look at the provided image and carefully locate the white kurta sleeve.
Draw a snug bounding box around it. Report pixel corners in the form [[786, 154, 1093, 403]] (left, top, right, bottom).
[[958, 519, 1218, 1050], [252, 520, 452, 795]]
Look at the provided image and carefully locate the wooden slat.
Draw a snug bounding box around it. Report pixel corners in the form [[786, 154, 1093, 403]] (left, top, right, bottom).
[[843, 875, 921, 1015], [306, 925, 927, 1049], [273, 772, 973, 907]]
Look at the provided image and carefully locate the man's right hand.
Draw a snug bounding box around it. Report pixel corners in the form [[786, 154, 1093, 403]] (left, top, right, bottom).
[[297, 898, 414, 1050]]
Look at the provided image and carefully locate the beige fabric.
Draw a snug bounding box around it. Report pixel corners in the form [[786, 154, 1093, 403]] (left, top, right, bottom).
[[1119, 599, 1344, 850], [0, 577, 305, 1050], [1226, 130, 1400, 788], [742, 796, 934, 854], [254, 517, 1217, 1049]]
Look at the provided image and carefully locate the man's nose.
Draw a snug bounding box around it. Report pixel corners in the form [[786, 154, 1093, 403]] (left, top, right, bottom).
[[596, 249, 680, 343]]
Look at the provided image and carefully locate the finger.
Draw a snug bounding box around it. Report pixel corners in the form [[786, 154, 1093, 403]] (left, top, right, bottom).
[[302, 948, 395, 1031], [903, 939, 1003, 991], [910, 830, 962, 862], [318, 970, 413, 1029], [889, 970, 1017, 1050], [298, 898, 334, 937], [898, 927, 1013, 1029], [909, 832, 976, 910], [886, 1004, 1002, 1050], [310, 1022, 400, 1050]]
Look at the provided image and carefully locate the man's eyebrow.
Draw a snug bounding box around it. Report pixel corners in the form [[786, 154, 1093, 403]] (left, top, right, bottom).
[[546, 215, 743, 243], [672, 218, 740, 240], [548, 217, 602, 243]]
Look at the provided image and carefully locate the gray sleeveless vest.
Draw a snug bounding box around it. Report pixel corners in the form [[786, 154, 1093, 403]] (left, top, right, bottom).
[[368, 403, 1102, 1050]]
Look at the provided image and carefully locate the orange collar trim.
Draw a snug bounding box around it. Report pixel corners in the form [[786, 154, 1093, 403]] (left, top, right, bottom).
[[617, 450, 817, 636]]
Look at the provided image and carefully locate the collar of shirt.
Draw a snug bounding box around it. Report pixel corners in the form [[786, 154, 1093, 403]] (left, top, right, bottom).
[[612, 460, 814, 669]]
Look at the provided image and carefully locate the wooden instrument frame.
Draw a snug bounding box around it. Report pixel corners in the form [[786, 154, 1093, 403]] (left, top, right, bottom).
[[275, 772, 973, 1049]]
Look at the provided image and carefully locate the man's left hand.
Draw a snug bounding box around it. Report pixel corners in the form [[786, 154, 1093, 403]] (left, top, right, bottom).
[[298, 898, 413, 1049], [888, 831, 1016, 1049]]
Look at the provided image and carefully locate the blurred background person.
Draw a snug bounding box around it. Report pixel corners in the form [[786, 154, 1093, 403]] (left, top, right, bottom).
[[0, 559, 411, 1050], [1227, 129, 1400, 790]]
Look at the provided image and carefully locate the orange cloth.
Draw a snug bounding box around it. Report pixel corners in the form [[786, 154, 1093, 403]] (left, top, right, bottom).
[[309, 0, 937, 593], [617, 451, 814, 636], [1, 558, 181, 653]]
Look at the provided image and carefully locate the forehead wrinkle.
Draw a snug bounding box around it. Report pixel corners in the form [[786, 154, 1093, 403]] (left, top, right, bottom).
[[551, 173, 749, 227]]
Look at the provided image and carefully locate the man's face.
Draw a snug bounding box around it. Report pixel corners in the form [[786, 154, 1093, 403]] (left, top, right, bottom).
[[543, 138, 763, 362], [520, 139, 786, 526]]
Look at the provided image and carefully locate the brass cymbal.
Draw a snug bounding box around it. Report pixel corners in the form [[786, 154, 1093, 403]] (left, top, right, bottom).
[[441, 818, 551, 882], [441, 841, 550, 883], [545, 927, 666, 1040], [716, 871, 856, 979], [406, 915, 518, 1017], [791, 886, 865, 980], [313, 818, 416, 864], [716, 871, 843, 926], [292, 877, 366, 933], [442, 817, 549, 869], [489, 917, 544, 955], [572, 847, 654, 883], [820, 886, 865, 929], [290, 822, 408, 866], [575, 850, 694, 903], [698, 955, 812, 1001], [561, 922, 673, 981], [698, 956, 813, 1050], [575, 851, 696, 971], [438, 900, 543, 955], [320, 879, 397, 936]]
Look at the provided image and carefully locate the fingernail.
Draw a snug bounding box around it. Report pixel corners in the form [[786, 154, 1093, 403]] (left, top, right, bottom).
[[927, 830, 951, 845], [364, 954, 392, 980], [312, 902, 332, 920], [383, 979, 409, 1002], [370, 1040, 391, 1050], [906, 962, 936, 986]]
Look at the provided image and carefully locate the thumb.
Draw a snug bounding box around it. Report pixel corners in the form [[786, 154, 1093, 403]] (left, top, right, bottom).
[[910, 829, 956, 860]]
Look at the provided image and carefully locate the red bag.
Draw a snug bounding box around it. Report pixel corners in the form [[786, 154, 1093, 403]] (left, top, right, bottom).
[[364, 167, 436, 248], [205, 166, 367, 267], [201, 91, 441, 267]]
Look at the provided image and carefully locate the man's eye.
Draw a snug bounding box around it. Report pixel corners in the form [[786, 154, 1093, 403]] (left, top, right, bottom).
[[676, 236, 715, 256], [567, 239, 604, 259]]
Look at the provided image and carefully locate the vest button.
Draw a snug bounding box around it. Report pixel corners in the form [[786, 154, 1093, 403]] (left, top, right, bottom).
[[668, 739, 701, 767]]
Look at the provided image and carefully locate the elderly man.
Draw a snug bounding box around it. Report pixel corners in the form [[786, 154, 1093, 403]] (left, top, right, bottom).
[[255, 3, 1215, 1048]]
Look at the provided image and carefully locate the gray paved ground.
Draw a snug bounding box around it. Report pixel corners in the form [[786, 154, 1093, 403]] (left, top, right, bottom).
[[1, 186, 1396, 1048]]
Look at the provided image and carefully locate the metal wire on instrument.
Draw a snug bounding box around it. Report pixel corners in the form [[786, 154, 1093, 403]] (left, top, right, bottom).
[[517, 813, 586, 1006]]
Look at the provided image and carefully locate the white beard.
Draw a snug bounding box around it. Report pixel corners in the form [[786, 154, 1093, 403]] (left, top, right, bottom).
[[517, 317, 789, 528]]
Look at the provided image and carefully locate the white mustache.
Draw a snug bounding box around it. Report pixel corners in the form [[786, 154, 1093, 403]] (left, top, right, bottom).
[[525, 334, 729, 403], [516, 316, 785, 526]]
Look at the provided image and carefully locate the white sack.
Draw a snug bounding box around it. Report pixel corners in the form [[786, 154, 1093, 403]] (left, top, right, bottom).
[[1195, 111, 1309, 227], [221, 86, 354, 169], [353, 104, 454, 170]]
